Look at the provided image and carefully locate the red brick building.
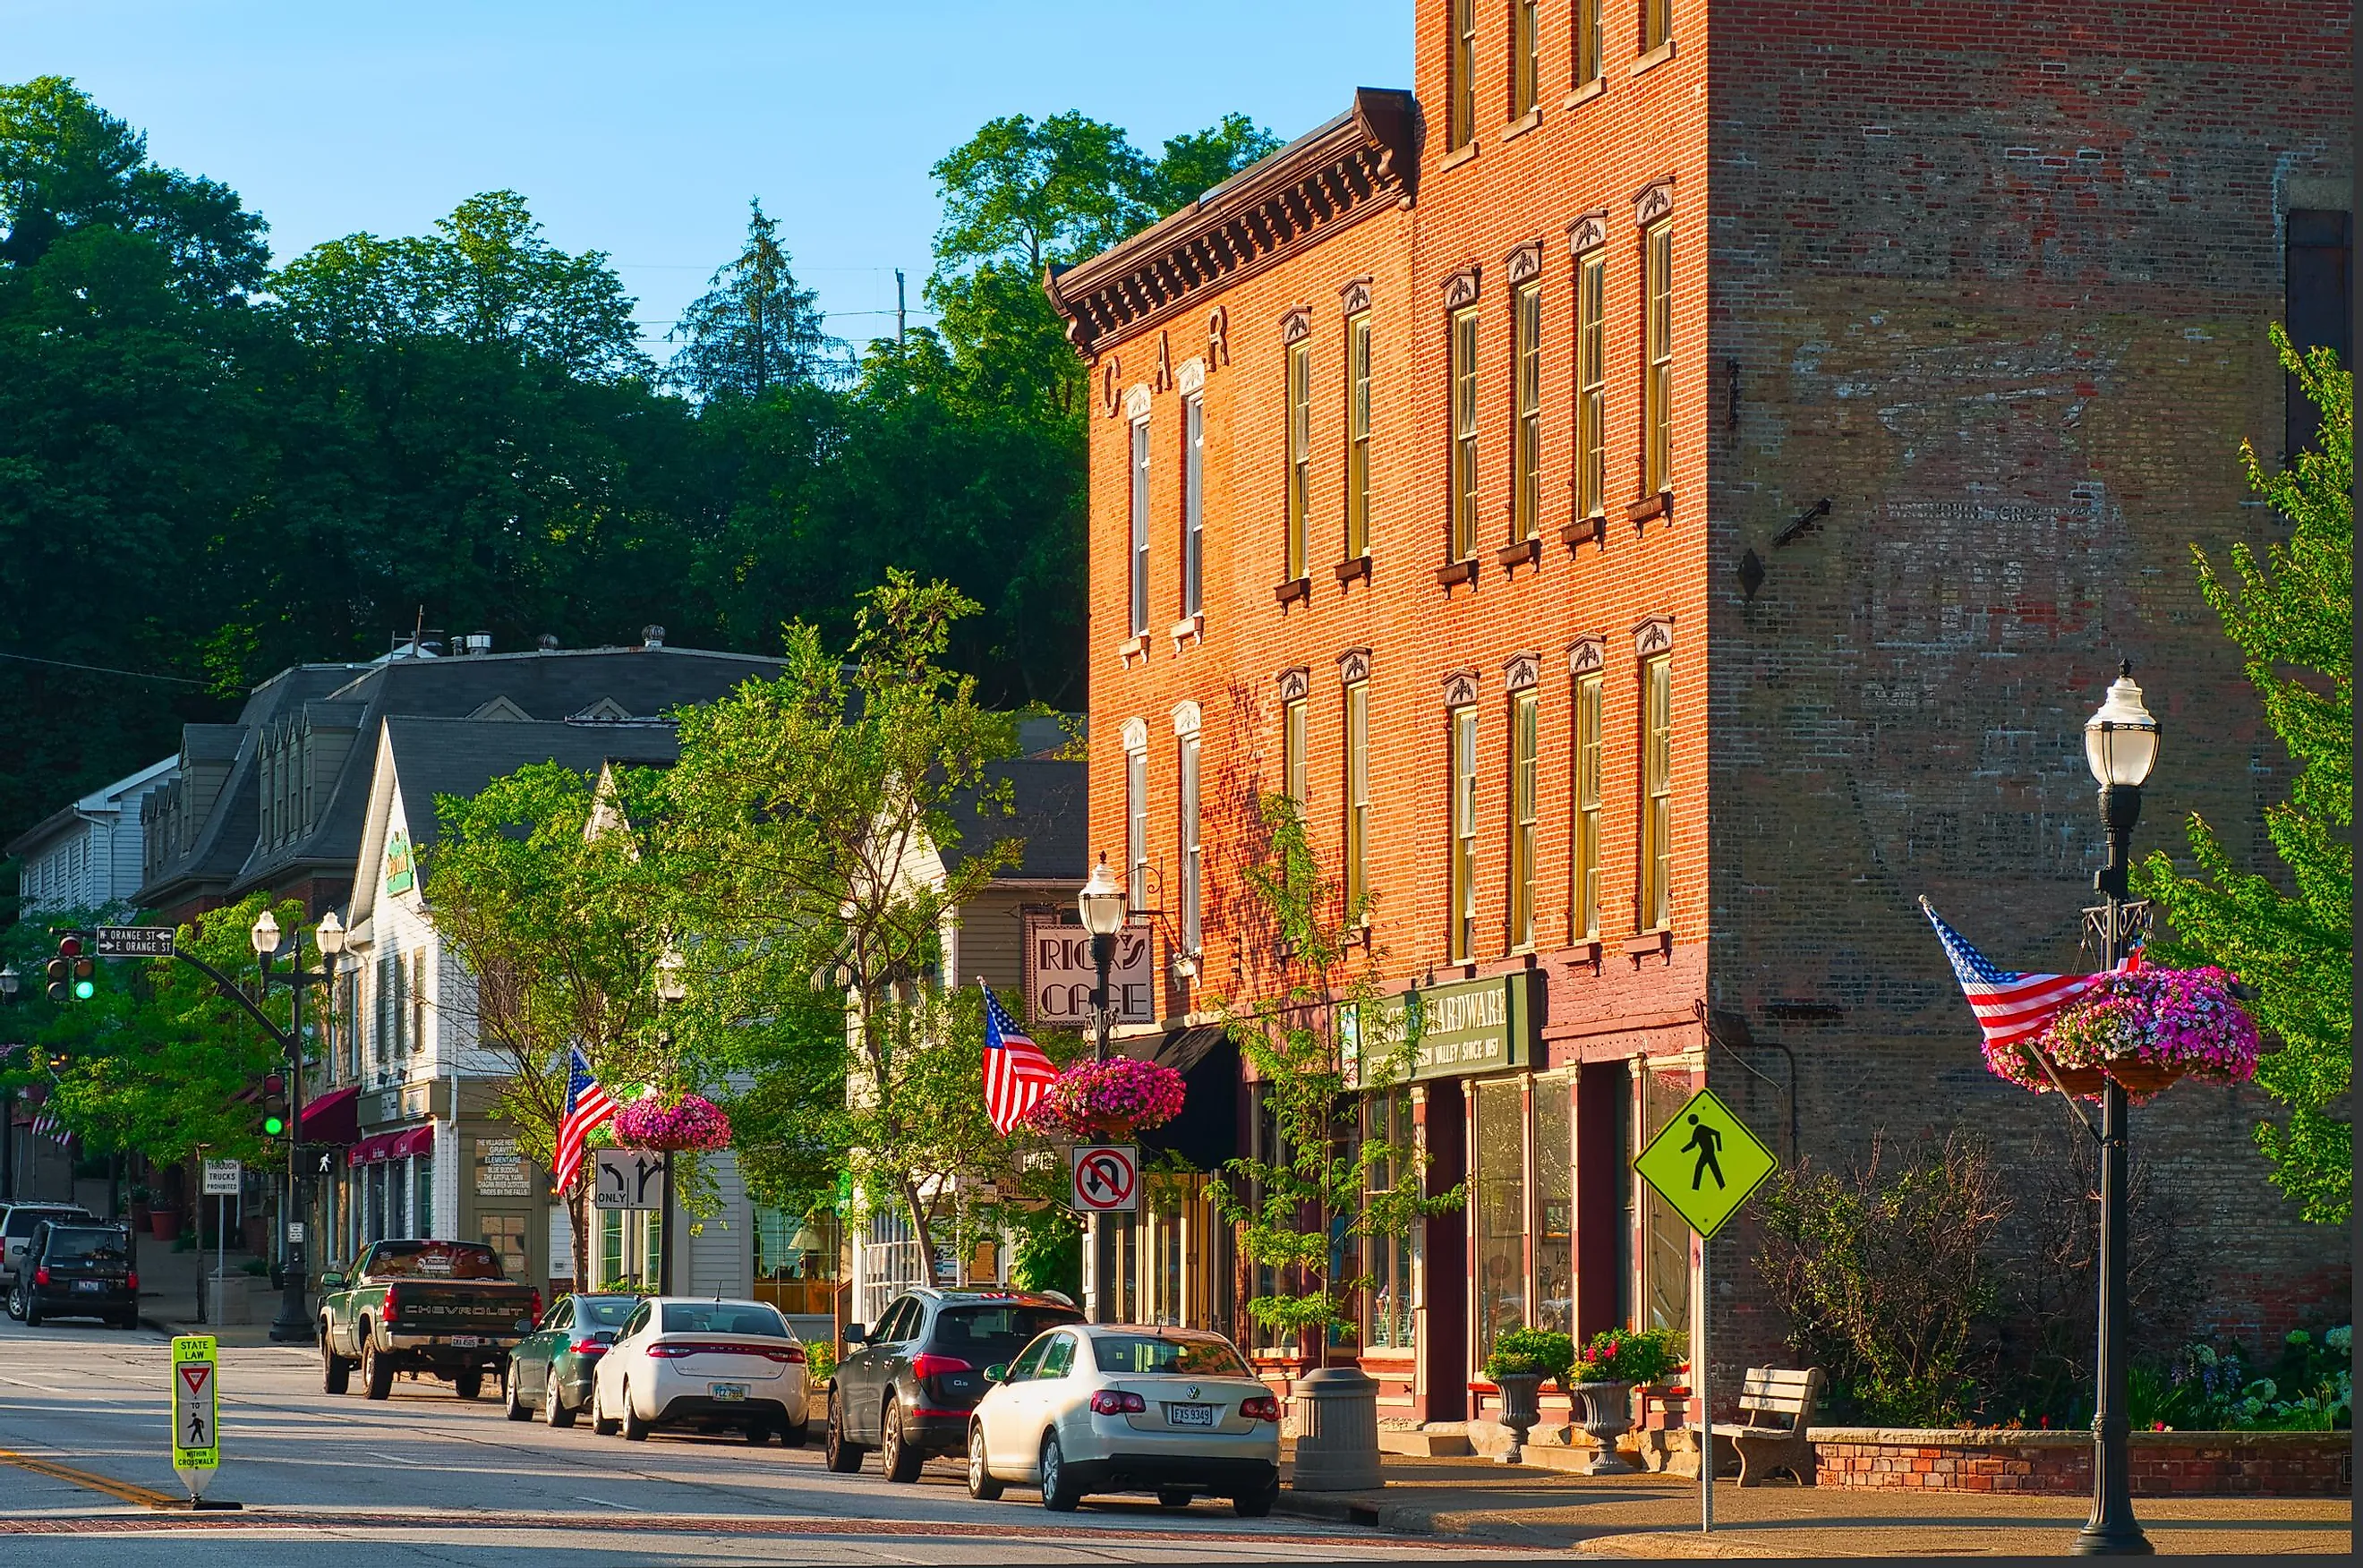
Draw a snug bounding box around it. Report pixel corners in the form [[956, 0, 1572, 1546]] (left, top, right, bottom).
[[1049, 0, 2350, 1428]]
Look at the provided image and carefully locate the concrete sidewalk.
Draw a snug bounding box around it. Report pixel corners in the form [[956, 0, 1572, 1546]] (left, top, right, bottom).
[[131, 1232, 301, 1348], [1275, 1456, 2352, 1557]]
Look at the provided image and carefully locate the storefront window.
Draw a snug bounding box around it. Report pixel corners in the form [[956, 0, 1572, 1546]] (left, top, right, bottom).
[[753, 1209, 839, 1316], [1641, 1066, 1693, 1334], [414, 1155, 434, 1240], [1473, 1078, 1526, 1366], [1362, 1092, 1416, 1351], [480, 1213, 527, 1278], [388, 1159, 407, 1240], [1533, 1073, 1574, 1338]]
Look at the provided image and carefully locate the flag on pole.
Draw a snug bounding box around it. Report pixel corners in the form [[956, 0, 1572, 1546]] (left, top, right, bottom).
[[1920, 897, 2128, 1053], [981, 984, 1057, 1135], [552, 1045, 617, 1192]]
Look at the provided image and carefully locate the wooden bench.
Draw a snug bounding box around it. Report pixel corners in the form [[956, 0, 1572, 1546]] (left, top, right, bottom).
[[1732, 1367, 1824, 1486]]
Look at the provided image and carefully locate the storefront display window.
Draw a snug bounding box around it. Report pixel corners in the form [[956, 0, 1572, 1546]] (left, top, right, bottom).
[[1533, 1074, 1574, 1337], [1472, 1078, 1526, 1364], [414, 1155, 434, 1240], [1641, 1065, 1693, 1334], [753, 1208, 839, 1316], [1362, 1092, 1415, 1351]]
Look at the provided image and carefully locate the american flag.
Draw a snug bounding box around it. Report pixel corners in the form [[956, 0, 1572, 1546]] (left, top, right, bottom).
[[981, 984, 1057, 1135], [1921, 897, 2128, 1053], [552, 1045, 616, 1193], [30, 1108, 66, 1145]]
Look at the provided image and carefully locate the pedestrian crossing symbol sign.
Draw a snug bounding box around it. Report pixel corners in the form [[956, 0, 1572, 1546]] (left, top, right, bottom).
[[1633, 1088, 1777, 1240], [171, 1334, 219, 1491]]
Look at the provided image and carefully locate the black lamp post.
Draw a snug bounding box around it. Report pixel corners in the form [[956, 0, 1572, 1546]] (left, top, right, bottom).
[[1076, 856, 1127, 1323], [254, 908, 345, 1346], [2074, 662, 2159, 1557], [654, 947, 686, 1297], [1, 967, 21, 1206]]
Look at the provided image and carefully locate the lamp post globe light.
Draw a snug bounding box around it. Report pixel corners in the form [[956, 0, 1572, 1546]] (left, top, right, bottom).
[[314, 909, 345, 958], [249, 908, 281, 958], [2075, 661, 2158, 1557]]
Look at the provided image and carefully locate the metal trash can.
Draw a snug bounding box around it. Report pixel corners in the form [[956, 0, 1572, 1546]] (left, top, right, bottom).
[[1290, 1365, 1382, 1491]]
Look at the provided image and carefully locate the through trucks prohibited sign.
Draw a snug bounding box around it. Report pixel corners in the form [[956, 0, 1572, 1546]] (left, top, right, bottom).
[[1632, 1088, 1778, 1240], [1069, 1145, 1139, 1212], [171, 1334, 220, 1495]]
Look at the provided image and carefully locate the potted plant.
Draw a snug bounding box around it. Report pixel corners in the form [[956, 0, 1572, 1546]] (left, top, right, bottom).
[[612, 1093, 733, 1152], [1994, 965, 2260, 1099], [1023, 1057, 1186, 1142], [1564, 1326, 1683, 1476], [148, 1202, 182, 1242], [1485, 1328, 1574, 1464], [128, 1184, 154, 1229]]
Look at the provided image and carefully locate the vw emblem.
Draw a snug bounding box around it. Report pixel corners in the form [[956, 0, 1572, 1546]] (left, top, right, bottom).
[[1188, 1385, 1199, 1399]]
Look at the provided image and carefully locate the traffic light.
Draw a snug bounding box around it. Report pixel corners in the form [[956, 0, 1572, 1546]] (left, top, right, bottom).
[[44, 934, 94, 1002], [259, 1071, 289, 1139]]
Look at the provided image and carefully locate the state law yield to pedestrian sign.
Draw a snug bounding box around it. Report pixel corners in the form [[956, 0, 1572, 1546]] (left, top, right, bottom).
[[1633, 1088, 1776, 1240], [1069, 1145, 1139, 1212], [171, 1334, 219, 1496]]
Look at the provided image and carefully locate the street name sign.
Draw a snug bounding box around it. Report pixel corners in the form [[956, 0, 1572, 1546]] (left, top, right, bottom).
[[201, 1160, 242, 1197], [1069, 1145, 1139, 1213], [593, 1148, 664, 1211], [1632, 1088, 1777, 1240], [171, 1334, 219, 1496], [95, 925, 176, 959]]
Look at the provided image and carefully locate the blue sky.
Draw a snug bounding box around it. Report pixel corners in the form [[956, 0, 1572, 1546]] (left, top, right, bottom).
[[5, 1, 1412, 354]]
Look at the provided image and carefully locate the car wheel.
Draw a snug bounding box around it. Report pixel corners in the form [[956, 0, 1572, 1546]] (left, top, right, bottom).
[[1038, 1431, 1083, 1513], [21, 1295, 41, 1329], [966, 1422, 1004, 1500], [881, 1398, 924, 1483], [321, 1334, 352, 1395], [454, 1371, 484, 1402], [4, 1285, 21, 1321], [116, 1310, 141, 1332], [1231, 1474, 1280, 1518], [543, 1367, 576, 1429], [362, 1334, 395, 1401], [591, 1380, 620, 1437], [823, 1393, 862, 1473], [781, 1414, 809, 1448], [620, 1384, 650, 1442], [744, 1419, 772, 1445], [1156, 1487, 1192, 1510], [503, 1367, 531, 1420]]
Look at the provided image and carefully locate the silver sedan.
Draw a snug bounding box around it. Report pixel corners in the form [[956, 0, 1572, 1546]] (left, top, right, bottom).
[[966, 1323, 1282, 1514]]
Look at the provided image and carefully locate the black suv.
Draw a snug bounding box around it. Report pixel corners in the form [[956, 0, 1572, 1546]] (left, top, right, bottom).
[[825, 1288, 1082, 1481], [15, 1221, 139, 1330]]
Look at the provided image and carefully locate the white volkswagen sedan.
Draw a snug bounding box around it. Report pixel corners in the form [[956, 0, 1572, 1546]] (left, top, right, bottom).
[[966, 1323, 1281, 1514], [590, 1297, 811, 1444]]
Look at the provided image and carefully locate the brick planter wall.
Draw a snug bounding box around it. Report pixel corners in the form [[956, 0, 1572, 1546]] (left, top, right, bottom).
[[1810, 1428, 2352, 1496]]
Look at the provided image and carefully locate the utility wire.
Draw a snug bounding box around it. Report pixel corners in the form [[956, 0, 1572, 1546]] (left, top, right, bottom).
[[0, 650, 210, 687]]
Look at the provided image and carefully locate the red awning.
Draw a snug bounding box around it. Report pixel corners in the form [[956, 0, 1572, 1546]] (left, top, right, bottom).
[[300, 1086, 360, 1146], [348, 1124, 436, 1165]]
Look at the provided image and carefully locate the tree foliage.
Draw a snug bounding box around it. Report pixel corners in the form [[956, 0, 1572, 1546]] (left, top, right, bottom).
[[666, 198, 840, 400], [2134, 328, 2352, 1224]]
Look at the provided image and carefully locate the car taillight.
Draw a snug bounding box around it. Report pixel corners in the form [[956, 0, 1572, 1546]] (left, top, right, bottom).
[[1241, 1394, 1283, 1422], [526, 1291, 542, 1325], [32, 1267, 49, 1287], [647, 1342, 695, 1358], [909, 1352, 972, 1383], [779, 1344, 806, 1365], [125, 1272, 139, 1291], [568, 1338, 608, 1356], [382, 1285, 402, 1324], [1089, 1390, 1147, 1416]]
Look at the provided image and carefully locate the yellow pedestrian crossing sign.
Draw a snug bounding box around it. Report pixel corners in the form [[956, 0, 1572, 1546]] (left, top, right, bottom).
[[1633, 1088, 1777, 1240], [171, 1334, 219, 1494]]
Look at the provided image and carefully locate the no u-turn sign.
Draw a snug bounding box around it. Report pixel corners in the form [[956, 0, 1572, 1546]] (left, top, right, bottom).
[[1069, 1145, 1139, 1212]]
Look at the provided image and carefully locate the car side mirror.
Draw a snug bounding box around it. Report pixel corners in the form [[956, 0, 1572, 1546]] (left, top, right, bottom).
[[984, 1364, 1007, 1384], [843, 1324, 866, 1346], [320, 1273, 345, 1289]]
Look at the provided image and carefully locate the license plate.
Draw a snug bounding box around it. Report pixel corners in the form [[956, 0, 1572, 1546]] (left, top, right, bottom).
[[448, 1335, 484, 1348], [710, 1383, 749, 1402], [1167, 1402, 1216, 1427], [73, 1281, 105, 1293]]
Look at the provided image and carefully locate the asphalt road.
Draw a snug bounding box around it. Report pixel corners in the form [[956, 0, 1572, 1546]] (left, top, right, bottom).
[[0, 1317, 1520, 1564]]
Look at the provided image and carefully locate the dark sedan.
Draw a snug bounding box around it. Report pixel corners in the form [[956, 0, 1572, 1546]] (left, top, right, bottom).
[[503, 1292, 637, 1427], [16, 1222, 138, 1330]]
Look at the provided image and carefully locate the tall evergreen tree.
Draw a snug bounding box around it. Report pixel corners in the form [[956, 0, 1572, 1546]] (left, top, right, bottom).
[[2136, 328, 2352, 1224], [667, 198, 840, 400]]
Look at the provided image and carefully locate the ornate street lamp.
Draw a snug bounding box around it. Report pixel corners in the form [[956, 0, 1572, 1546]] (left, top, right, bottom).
[[1075, 855, 1128, 1323], [2076, 661, 2158, 1557], [248, 908, 281, 959]]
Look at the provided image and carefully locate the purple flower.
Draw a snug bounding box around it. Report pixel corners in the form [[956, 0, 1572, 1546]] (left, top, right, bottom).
[[1024, 1058, 1187, 1139], [1984, 967, 2261, 1097]]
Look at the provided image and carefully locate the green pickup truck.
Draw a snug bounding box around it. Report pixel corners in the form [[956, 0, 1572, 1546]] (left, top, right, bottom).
[[318, 1240, 542, 1401]]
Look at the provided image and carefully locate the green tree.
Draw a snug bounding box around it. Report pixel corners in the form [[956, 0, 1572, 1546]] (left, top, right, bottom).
[[668, 198, 840, 399], [1142, 113, 1284, 215], [424, 761, 681, 1283], [1212, 794, 1457, 1340], [2135, 328, 2352, 1224]]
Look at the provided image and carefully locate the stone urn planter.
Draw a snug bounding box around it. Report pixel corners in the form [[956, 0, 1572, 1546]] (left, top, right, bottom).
[[1566, 1380, 1640, 1475], [1494, 1370, 1546, 1464]]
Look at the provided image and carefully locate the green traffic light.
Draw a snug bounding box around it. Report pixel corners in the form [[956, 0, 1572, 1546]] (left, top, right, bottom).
[[72, 979, 95, 1001], [261, 1114, 286, 1137]]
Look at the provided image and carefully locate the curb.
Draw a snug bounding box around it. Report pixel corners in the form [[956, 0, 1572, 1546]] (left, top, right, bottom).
[[1275, 1489, 1581, 1551]]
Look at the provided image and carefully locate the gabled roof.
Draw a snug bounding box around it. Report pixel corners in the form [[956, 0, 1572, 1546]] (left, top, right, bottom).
[[937, 758, 1086, 883]]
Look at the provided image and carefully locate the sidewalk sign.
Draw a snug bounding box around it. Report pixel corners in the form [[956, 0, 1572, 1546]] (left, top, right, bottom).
[[171, 1334, 219, 1496], [1634, 1089, 1780, 1536]]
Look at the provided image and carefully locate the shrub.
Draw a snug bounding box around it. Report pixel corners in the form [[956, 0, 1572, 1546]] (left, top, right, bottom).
[[1569, 1325, 1685, 1388], [1486, 1327, 1574, 1384], [1753, 1133, 2006, 1427]]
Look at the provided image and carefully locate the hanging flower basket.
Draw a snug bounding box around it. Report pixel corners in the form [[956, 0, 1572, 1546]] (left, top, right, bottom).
[[1992, 967, 2261, 1100], [611, 1093, 733, 1152], [1024, 1057, 1186, 1142]]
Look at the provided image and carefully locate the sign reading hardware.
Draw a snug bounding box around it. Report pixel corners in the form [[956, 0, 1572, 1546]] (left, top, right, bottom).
[[95, 925, 176, 959], [1409, 974, 1535, 1081], [1632, 1087, 1778, 1240], [171, 1334, 220, 1492]]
